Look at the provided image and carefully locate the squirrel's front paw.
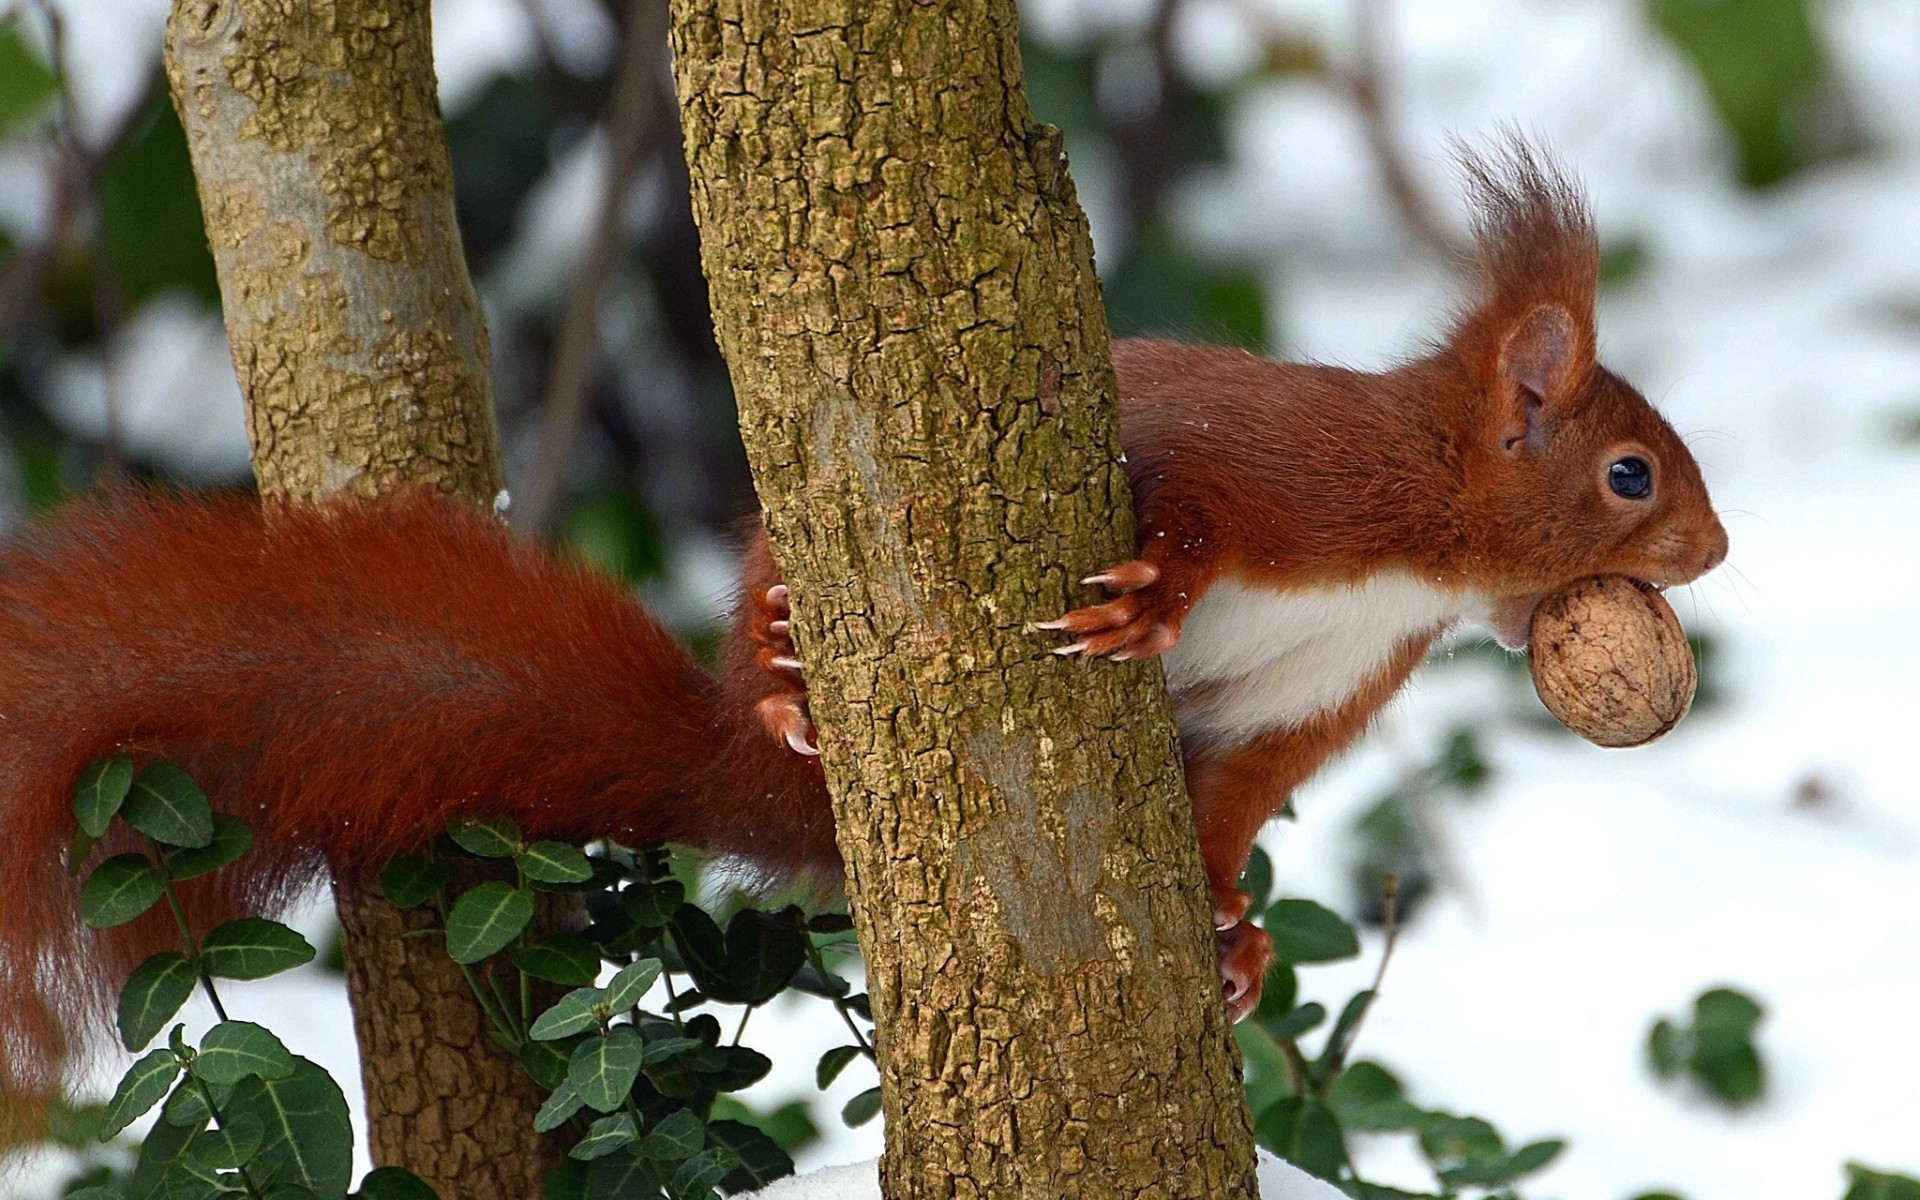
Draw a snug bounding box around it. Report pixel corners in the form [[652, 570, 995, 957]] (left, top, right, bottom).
[[1037, 559, 1181, 660], [750, 584, 818, 757]]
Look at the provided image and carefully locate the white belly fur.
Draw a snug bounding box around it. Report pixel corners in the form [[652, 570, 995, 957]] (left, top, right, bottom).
[[1164, 573, 1478, 749]]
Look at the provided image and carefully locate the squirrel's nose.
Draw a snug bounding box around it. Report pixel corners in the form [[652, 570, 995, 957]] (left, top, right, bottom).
[[1700, 520, 1729, 574]]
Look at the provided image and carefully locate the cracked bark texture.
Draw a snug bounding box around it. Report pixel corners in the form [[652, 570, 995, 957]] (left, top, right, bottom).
[[671, 4, 1259, 1197], [165, 2, 553, 1194]]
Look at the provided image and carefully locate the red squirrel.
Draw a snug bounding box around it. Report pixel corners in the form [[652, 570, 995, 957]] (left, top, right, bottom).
[[0, 141, 1723, 1101], [739, 141, 1727, 1015]]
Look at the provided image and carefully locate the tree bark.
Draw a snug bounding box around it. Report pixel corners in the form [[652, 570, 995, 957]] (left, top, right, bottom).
[[670, 4, 1259, 1198], [165, 2, 555, 1195]]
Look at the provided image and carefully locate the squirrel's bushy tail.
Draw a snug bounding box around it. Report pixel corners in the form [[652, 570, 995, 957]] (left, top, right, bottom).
[[0, 490, 834, 1107]]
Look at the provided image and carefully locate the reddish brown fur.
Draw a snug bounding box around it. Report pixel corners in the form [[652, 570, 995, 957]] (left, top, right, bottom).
[[0, 491, 834, 1104]]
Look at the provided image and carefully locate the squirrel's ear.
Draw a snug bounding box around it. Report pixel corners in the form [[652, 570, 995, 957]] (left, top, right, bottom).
[[1494, 304, 1575, 452]]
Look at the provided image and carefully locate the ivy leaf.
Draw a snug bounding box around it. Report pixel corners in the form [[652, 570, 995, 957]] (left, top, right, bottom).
[[81, 854, 166, 928], [515, 934, 603, 987], [669, 1148, 732, 1199], [378, 854, 449, 908], [73, 755, 135, 838], [1843, 1162, 1920, 1200], [636, 1109, 704, 1164], [119, 951, 199, 1051], [123, 763, 215, 849], [841, 1087, 882, 1128], [567, 1028, 644, 1113], [586, 1148, 651, 1198], [101, 1048, 182, 1138], [353, 1166, 441, 1199], [189, 1112, 264, 1168], [1262, 1002, 1327, 1042], [708, 1119, 793, 1191], [200, 919, 317, 981], [445, 882, 535, 964], [226, 1057, 354, 1200], [567, 1113, 639, 1161], [543, 1157, 590, 1200], [167, 815, 256, 881], [448, 816, 520, 858], [604, 958, 663, 1012], [529, 987, 607, 1042], [816, 1045, 862, 1090], [66, 826, 100, 877], [193, 1021, 297, 1086], [1256, 1097, 1346, 1182], [521, 1038, 575, 1091], [1263, 899, 1360, 965], [533, 1079, 586, 1134], [722, 909, 807, 1004], [520, 841, 593, 885]]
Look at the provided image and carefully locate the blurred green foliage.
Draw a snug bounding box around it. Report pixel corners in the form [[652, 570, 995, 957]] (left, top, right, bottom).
[[0, 17, 58, 138]]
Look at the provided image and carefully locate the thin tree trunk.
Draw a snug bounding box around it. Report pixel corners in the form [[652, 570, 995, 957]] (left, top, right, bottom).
[[164, 2, 556, 1194], [670, 4, 1259, 1198]]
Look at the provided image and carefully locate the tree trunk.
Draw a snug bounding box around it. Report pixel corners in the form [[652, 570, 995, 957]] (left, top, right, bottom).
[[670, 5, 1259, 1198], [164, 2, 556, 1194]]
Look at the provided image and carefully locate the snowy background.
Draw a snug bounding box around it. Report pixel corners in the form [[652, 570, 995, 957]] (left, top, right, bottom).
[[3, 0, 1919, 1195]]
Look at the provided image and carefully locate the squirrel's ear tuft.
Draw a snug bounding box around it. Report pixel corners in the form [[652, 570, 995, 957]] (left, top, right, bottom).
[[1446, 132, 1598, 408]]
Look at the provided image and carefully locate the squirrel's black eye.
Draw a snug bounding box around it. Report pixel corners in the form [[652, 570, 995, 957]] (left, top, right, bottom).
[[1608, 456, 1653, 500]]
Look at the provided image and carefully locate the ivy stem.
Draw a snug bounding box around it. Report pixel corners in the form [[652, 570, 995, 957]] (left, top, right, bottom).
[[153, 843, 230, 1023], [806, 942, 873, 1059], [186, 1071, 265, 1198]]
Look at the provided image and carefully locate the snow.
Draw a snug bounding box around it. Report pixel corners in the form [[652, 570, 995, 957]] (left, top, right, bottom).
[[8, 0, 1920, 1194]]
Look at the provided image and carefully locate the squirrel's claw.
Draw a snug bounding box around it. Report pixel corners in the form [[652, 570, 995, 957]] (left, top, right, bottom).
[[749, 582, 819, 757], [1216, 918, 1273, 1022], [1044, 559, 1182, 660]]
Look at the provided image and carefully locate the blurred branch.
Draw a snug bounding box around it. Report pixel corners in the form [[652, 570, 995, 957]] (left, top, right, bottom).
[[514, 0, 674, 541], [1222, 0, 1464, 262]]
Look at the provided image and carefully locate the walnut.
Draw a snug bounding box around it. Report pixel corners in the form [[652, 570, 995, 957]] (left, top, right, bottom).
[[1528, 576, 1697, 748]]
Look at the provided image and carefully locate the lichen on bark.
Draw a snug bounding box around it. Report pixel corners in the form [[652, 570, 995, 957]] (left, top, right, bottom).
[[671, 2, 1260, 1196]]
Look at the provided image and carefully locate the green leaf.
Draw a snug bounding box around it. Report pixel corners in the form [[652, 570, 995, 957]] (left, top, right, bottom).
[[378, 854, 449, 908], [1418, 1111, 1504, 1167], [623, 876, 685, 927], [66, 825, 100, 876], [639, 1036, 703, 1067], [521, 1037, 575, 1091], [543, 1158, 589, 1200], [1844, 1162, 1920, 1200], [119, 951, 199, 1050], [73, 755, 135, 838], [193, 1021, 297, 1086], [530, 987, 607, 1041], [604, 958, 663, 1011], [163, 1077, 226, 1126], [567, 1113, 639, 1161], [568, 1028, 645, 1113], [1648, 0, 1828, 187], [816, 1045, 862, 1090], [445, 882, 535, 963], [1312, 990, 1376, 1087], [1261, 1002, 1326, 1042], [96, 97, 219, 305], [1648, 1017, 1685, 1077], [1255, 1097, 1345, 1182], [1263, 899, 1360, 965], [1238, 846, 1275, 912], [533, 1079, 586, 1133], [190, 1113, 264, 1168], [521, 841, 593, 885], [225, 1057, 354, 1200], [697, 1045, 772, 1093], [163, 1153, 238, 1199], [200, 919, 317, 980], [353, 1167, 441, 1200], [0, 18, 57, 137], [124, 763, 215, 849], [1325, 1060, 1419, 1132], [841, 1087, 882, 1128], [516, 934, 603, 987], [723, 909, 807, 1003], [708, 1119, 795, 1191], [1439, 1137, 1565, 1188], [669, 904, 731, 997], [636, 1109, 705, 1163], [448, 816, 520, 858], [81, 854, 166, 928], [102, 1048, 182, 1138], [167, 815, 256, 881], [1694, 986, 1765, 1038], [669, 1148, 731, 1199], [129, 1100, 205, 1197], [585, 1148, 651, 1198]]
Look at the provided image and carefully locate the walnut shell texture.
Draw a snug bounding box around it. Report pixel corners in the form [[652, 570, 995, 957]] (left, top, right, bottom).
[[1528, 576, 1697, 748]]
